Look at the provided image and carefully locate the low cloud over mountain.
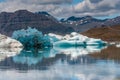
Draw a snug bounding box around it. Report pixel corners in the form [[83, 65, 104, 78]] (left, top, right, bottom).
[[0, 0, 119, 18]]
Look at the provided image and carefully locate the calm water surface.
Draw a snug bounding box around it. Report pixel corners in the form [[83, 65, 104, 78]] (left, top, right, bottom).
[[0, 45, 120, 80]]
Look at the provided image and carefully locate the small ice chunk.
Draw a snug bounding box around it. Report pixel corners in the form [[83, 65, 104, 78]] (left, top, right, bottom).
[[116, 44, 120, 48]]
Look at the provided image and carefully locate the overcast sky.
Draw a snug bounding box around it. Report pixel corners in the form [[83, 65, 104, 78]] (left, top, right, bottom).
[[0, 0, 120, 19]]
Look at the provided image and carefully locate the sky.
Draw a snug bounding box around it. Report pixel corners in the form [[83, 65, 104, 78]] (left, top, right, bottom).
[[0, 0, 120, 19]]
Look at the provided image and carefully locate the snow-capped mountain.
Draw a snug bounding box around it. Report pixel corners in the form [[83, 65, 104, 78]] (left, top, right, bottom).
[[61, 16, 105, 24], [61, 16, 120, 33], [0, 10, 120, 37]]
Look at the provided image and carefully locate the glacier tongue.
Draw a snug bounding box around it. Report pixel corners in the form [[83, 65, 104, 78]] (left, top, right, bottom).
[[0, 34, 23, 48]]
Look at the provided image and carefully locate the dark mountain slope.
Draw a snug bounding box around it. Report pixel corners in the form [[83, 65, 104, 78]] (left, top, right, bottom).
[[61, 16, 120, 33], [82, 25, 120, 41], [0, 10, 74, 36]]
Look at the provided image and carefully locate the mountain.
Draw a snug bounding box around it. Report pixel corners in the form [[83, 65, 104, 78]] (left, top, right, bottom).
[[82, 25, 120, 41], [104, 16, 120, 26], [61, 16, 105, 22], [61, 16, 120, 33], [0, 10, 120, 37], [0, 10, 74, 36]]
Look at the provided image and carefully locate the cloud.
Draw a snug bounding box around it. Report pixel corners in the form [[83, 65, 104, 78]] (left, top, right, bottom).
[[0, 0, 120, 18], [74, 0, 120, 17], [0, 0, 58, 12], [5, 0, 73, 5], [24, 0, 72, 4]]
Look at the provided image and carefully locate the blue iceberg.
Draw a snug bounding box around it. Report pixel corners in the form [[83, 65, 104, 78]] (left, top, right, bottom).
[[12, 27, 107, 48], [49, 32, 107, 47]]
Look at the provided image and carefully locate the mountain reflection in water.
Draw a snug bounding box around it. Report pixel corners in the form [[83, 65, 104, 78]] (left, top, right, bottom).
[[0, 45, 120, 80]]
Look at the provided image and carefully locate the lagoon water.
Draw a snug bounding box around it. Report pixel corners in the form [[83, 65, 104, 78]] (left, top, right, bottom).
[[0, 46, 120, 80]]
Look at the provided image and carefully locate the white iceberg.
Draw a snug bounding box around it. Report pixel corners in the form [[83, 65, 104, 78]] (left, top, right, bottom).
[[0, 34, 23, 61], [49, 32, 107, 47], [0, 34, 23, 48], [12, 27, 106, 48], [0, 48, 22, 61], [116, 43, 120, 48]]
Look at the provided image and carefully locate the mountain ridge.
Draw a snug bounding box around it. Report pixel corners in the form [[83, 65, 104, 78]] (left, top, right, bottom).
[[0, 10, 120, 37], [0, 10, 74, 36], [61, 15, 120, 33], [82, 25, 120, 41]]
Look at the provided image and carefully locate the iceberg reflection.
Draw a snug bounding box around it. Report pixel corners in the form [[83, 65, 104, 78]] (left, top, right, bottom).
[[1, 46, 120, 80], [53, 45, 107, 59], [0, 44, 107, 70]]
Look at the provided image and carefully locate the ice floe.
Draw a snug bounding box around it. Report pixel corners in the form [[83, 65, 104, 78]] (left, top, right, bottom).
[[0, 34, 23, 48], [12, 27, 107, 48], [116, 43, 120, 48], [0, 48, 22, 61], [49, 32, 107, 47]]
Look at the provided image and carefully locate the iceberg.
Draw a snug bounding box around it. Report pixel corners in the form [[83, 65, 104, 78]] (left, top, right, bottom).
[[0, 34, 23, 48], [0, 48, 22, 61], [49, 32, 107, 47], [116, 43, 120, 48], [0, 34, 23, 61], [12, 27, 107, 48], [12, 27, 52, 48]]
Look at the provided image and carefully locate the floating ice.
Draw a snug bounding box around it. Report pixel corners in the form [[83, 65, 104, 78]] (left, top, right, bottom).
[[12, 27, 107, 48], [49, 32, 107, 47], [12, 27, 52, 48], [0, 34, 23, 61], [0, 48, 22, 61], [0, 34, 23, 48], [116, 43, 120, 48]]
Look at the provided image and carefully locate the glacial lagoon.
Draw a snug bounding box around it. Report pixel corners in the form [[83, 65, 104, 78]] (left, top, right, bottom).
[[0, 45, 120, 80]]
